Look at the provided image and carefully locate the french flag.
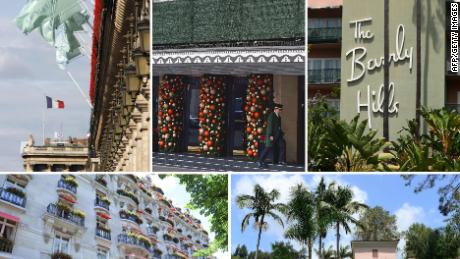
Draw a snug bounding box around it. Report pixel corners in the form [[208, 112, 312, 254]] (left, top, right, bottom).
[[46, 96, 65, 109]]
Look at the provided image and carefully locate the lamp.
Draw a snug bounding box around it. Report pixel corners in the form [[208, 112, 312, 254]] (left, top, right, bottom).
[[137, 18, 150, 52], [124, 62, 141, 94], [132, 48, 149, 77]]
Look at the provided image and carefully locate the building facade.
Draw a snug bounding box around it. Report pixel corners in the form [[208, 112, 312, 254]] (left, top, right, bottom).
[[88, 0, 151, 171], [21, 136, 88, 172], [351, 241, 398, 259], [308, 0, 459, 140], [0, 174, 211, 259], [153, 0, 305, 167], [308, 1, 342, 110]]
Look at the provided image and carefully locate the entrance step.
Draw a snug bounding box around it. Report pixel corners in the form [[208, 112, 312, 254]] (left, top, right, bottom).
[[152, 152, 305, 172]]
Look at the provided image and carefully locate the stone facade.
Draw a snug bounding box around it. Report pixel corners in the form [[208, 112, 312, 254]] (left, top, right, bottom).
[[88, 0, 150, 172], [0, 174, 211, 259], [21, 136, 88, 172]]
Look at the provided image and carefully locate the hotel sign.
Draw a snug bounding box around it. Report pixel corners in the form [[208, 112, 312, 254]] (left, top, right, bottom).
[[340, 0, 445, 139]]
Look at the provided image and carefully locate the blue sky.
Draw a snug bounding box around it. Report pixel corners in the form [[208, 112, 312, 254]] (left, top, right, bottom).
[[231, 174, 450, 258], [0, 1, 93, 171]]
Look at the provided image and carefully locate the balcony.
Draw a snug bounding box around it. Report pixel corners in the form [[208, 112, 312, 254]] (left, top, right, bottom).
[[94, 197, 110, 212], [119, 210, 142, 228], [45, 203, 84, 227], [117, 234, 150, 256], [308, 27, 342, 43], [446, 103, 460, 113], [0, 187, 26, 209], [57, 179, 77, 197], [0, 237, 13, 254], [96, 227, 111, 240], [308, 69, 341, 84], [117, 189, 139, 205], [95, 176, 107, 188]]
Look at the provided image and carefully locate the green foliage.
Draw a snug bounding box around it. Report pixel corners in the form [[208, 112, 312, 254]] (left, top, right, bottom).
[[270, 241, 301, 259], [283, 184, 315, 259], [404, 223, 460, 259], [233, 244, 249, 258], [323, 182, 368, 258], [308, 97, 387, 171], [354, 206, 399, 241], [152, 0, 304, 45], [247, 250, 272, 259], [236, 184, 286, 259], [170, 175, 228, 256], [391, 108, 460, 171], [308, 95, 339, 171], [5, 187, 25, 198]]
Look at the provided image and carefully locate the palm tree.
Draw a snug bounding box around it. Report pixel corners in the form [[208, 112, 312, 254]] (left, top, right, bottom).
[[236, 184, 286, 259], [283, 184, 316, 259], [322, 245, 336, 259], [314, 177, 334, 258], [324, 182, 368, 259], [338, 245, 353, 259]]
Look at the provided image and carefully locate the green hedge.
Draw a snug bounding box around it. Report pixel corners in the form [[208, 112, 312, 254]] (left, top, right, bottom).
[[152, 0, 304, 45]]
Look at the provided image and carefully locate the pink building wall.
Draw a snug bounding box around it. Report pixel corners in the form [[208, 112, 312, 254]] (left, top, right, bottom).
[[353, 246, 397, 259], [308, 0, 343, 9]]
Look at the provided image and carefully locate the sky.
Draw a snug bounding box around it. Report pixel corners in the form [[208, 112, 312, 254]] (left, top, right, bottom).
[[0, 1, 93, 171], [231, 174, 451, 259], [151, 174, 229, 258]]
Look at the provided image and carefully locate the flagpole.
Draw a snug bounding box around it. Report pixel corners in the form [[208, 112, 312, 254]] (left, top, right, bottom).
[[42, 95, 46, 145], [66, 71, 93, 109]]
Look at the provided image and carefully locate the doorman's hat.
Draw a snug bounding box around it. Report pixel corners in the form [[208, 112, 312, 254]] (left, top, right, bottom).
[[274, 103, 284, 109]]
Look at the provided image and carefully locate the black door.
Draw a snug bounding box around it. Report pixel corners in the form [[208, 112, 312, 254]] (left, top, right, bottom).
[[182, 77, 201, 152], [225, 77, 247, 157]]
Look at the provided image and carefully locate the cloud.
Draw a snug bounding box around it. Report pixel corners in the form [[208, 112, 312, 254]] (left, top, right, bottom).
[[394, 203, 425, 259], [395, 203, 425, 232], [232, 175, 368, 254]]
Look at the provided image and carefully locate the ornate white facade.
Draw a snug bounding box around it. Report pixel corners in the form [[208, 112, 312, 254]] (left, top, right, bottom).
[[0, 175, 211, 259]]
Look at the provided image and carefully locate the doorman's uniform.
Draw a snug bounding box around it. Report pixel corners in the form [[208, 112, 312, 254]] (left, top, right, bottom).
[[258, 111, 286, 165]]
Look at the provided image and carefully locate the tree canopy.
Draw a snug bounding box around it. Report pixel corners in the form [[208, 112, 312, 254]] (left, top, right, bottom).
[[162, 174, 228, 256], [354, 206, 399, 241]]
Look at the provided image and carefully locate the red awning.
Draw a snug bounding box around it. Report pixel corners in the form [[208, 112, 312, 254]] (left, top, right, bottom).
[[0, 212, 20, 222]]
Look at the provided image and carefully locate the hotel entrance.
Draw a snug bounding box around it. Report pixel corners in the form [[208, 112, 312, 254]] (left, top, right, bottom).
[[181, 76, 248, 157]]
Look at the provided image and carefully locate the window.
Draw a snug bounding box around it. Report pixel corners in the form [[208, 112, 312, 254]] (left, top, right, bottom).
[[4, 178, 25, 191], [97, 248, 108, 259], [308, 59, 341, 84], [0, 216, 17, 243], [53, 235, 69, 254], [372, 249, 378, 258], [309, 18, 342, 29]]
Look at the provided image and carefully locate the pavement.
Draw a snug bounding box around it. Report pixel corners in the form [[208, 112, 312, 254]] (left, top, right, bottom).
[[152, 152, 305, 172]]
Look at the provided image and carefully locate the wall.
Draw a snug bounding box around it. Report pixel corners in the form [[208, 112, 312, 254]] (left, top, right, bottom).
[[340, 0, 446, 140], [353, 246, 397, 259], [273, 75, 299, 163]]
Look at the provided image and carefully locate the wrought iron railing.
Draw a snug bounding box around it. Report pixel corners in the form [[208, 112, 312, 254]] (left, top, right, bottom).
[[308, 27, 342, 43], [308, 69, 341, 84], [445, 103, 460, 113], [94, 197, 110, 211], [46, 203, 84, 227], [0, 237, 13, 253], [117, 234, 150, 250], [96, 227, 111, 240], [57, 179, 77, 194], [0, 188, 26, 207]]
